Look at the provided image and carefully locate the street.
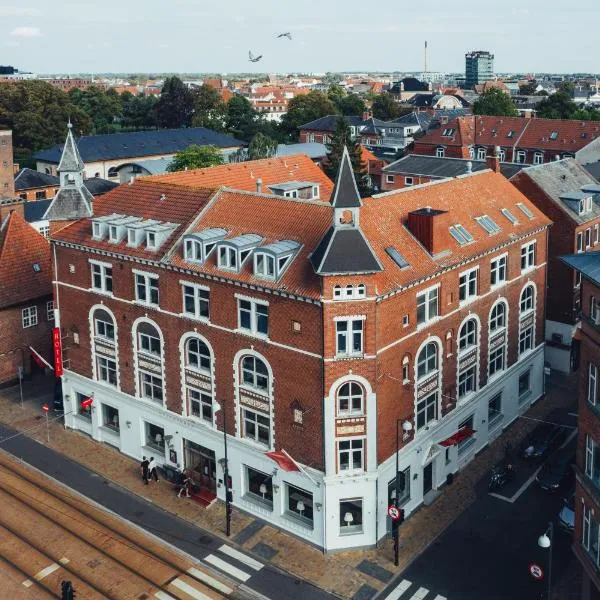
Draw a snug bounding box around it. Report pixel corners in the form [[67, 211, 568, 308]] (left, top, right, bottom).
[[378, 408, 579, 600]]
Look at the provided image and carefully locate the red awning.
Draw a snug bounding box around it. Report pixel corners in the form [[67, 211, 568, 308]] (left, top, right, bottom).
[[265, 450, 300, 472], [439, 427, 476, 447]]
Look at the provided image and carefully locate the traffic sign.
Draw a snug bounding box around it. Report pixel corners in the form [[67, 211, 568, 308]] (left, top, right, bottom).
[[388, 505, 401, 521], [41, 403, 49, 412], [529, 563, 544, 580]]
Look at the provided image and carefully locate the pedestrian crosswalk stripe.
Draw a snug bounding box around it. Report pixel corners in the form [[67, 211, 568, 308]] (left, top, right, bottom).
[[34, 563, 60, 580], [204, 554, 251, 582], [433, 595, 447, 600], [170, 578, 212, 600], [383, 579, 412, 600], [187, 567, 233, 595], [408, 587, 429, 600], [218, 544, 263, 571], [154, 591, 177, 600]]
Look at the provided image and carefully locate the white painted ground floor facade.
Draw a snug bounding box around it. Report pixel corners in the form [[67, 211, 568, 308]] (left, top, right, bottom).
[[61, 343, 545, 553]]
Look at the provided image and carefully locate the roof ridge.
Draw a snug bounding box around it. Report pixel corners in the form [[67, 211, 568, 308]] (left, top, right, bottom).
[[219, 187, 330, 206]]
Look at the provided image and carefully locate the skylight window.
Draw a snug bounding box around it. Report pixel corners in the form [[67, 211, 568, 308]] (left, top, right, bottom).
[[385, 247, 410, 269], [449, 224, 474, 245], [507, 130, 514, 138], [442, 128, 455, 137], [476, 215, 501, 235], [516, 202, 535, 220], [501, 208, 519, 225], [550, 131, 559, 140], [32, 263, 41, 273]]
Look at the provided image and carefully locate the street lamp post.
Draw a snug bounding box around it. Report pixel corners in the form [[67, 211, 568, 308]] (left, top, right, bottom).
[[214, 400, 232, 537], [538, 521, 553, 600], [393, 418, 413, 567]]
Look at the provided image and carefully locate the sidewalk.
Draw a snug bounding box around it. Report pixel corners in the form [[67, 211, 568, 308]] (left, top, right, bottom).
[[0, 372, 578, 600]]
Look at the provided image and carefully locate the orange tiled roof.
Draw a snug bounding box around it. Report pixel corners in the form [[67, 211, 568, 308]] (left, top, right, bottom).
[[363, 170, 552, 294], [361, 146, 379, 163], [149, 155, 334, 200], [0, 211, 52, 308]]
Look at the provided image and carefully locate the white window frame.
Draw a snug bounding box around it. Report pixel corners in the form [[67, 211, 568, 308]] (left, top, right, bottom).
[[92, 222, 102, 239], [237, 296, 269, 337], [417, 341, 439, 380], [405, 176, 413, 186], [477, 147, 486, 160], [490, 254, 507, 287], [586, 228, 592, 248], [386, 174, 395, 184], [458, 366, 477, 399], [436, 147, 445, 158], [520, 285, 535, 314], [22, 305, 38, 328], [520, 241, 536, 272], [134, 271, 159, 306], [490, 301, 507, 333], [516, 150, 526, 163], [577, 231, 584, 252], [416, 391, 438, 430], [46, 301, 55, 322], [218, 245, 239, 271], [489, 345, 505, 377], [97, 355, 117, 386], [533, 152, 544, 165], [95, 315, 115, 341], [416, 285, 439, 326], [338, 438, 364, 473], [188, 388, 213, 422], [181, 282, 210, 320], [242, 407, 271, 446], [459, 267, 478, 303], [594, 224, 599, 245], [519, 325, 534, 355], [335, 316, 365, 357], [90, 259, 113, 294], [337, 382, 365, 417], [146, 231, 157, 250], [488, 393, 503, 428], [140, 371, 163, 403], [458, 319, 478, 353], [138, 330, 161, 357], [254, 253, 276, 280], [589, 363, 598, 406], [184, 238, 203, 262]]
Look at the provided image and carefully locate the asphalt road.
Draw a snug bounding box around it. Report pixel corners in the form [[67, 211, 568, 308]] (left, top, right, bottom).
[[0, 422, 336, 600], [379, 408, 578, 600]]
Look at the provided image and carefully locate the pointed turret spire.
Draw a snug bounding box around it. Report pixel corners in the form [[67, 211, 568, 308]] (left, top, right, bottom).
[[57, 120, 85, 174], [330, 146, 362, 209]]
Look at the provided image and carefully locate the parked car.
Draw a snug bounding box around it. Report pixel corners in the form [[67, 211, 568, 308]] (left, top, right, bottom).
[[519, 423, 567, 461], [558, 492, 575, 532], [536, 447, 575, 492]]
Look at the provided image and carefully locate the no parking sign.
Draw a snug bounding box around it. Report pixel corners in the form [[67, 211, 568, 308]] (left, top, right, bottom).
[[529, 563, 544, 580]]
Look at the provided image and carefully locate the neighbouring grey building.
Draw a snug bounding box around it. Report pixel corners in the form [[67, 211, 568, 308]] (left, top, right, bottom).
[[465, 50, 494, 89]]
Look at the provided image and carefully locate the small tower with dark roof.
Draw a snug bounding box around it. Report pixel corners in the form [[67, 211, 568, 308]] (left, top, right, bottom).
[[311, 146, 381, 275], [43, 122, 94, 221]]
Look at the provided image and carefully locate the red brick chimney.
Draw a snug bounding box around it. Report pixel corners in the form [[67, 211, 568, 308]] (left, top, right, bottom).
[[362, 110, 373, 121], [407, 207, 450, 255], [486, 145, 501, 173]]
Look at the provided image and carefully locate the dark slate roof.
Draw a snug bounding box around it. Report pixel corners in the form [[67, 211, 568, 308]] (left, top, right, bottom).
[[14, 168, 58, 191], [299, 115, 363, 132], [559, 252, 600, 287], [330, 147, 362, 209], [43, 186, 94, 221], [391, 112, 433, 129], [24, 199, 51, 223], [432, 108, 472, 120], [84, 177, 119, 195], [311, 228, 382, 275], [383, 155, 524, 179], [389, 78, 429, 93], [584, 161, 600, 180], [58, 124, 85, 172], [34, 127, 243, 164]]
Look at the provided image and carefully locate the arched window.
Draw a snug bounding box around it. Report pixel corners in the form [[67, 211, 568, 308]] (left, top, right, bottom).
[[490, 302, 507, 332], [107, 166, 119, 178], [333, 285, 342, 299], [458, 319, 477, 352], [93, 308, 115, 341], [337, 382, 364, 416], [241, 356, 269, 392], [186, 337, 211, 372], [137, 322, 161, 356], [135, 321, 163, 404], [92, 308, 117, 387], [417, 342, 438, 380], [520, 285, 535, 313], [357, 284, 366, 297]]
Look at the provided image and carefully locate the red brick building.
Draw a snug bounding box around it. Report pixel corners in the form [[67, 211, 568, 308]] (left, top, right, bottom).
[[0, 210, 54, 384], [0, 129, 15, 199], [560, 252, 600, 599], [413, 115, 600, 166], [511, 159, 600, 372], [50, 147, 550, 551]]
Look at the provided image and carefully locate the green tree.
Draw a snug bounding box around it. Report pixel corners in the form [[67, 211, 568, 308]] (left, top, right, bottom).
[[338, 94, 366, 116], [324, 118, 368, 195], [518, 82, 537, 96], [226, 95, 259, 141], [121, 93, 158, 130], [280, 91, 338, 139], [157, 76, 194, 128], [327, 84, 346, 108], [0, 80, 91, 164], [248, 132, 277, 160], [166, 145, 224, 171], [191, 85, 226, 131], [473, 88, 519, 117], [371, 93, 411, 121], [69, 86, 123, 133]]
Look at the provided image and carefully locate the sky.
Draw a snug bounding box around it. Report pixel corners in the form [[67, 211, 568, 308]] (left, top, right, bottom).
[[2, 0, 599, 75]]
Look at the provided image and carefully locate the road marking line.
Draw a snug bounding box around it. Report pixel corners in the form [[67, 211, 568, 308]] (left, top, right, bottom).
[[34, 563, 60, 580], [433, 595, 447, 600], [560, 428, 578, 449], [170, 578, 212, 600], [218, 544, 263, 571], [490, 465, 543, 504], [155, 591, 177, 600], [384, 579, 412, 600], [204, 554, 251, 582], [187, 567, 233, 595], [408, 587, 429, 600], [22, 580, 33, 588], [59, 557, 70, 565]]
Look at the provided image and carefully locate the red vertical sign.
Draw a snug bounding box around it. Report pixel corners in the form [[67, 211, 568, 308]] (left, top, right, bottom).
[[52, 327, 63, 377]]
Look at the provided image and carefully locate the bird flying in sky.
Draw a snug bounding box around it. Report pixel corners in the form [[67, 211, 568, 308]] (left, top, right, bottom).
[[248, 50, 263, 62], [277, 32, 292, 40]]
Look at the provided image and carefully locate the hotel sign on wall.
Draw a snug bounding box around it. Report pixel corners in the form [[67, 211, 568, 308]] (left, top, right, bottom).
[[52, 328, 63, 377]]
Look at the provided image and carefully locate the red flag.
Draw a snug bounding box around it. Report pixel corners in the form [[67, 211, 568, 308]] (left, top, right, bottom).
[[30, 346, 53, 370], [80, 397, 93, 409]]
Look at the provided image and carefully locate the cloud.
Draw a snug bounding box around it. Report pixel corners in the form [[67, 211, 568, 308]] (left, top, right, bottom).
[[0, 8, 41, 17], [3, 41, 19, 47], [10, 26, 41, 38]]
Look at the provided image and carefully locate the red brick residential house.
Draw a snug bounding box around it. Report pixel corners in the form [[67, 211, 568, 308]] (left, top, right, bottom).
[[49, 147, 550, 552], [0, 129, 15, 200], [0, 210, 54, 384], [560, 252, 600, 599], [413, 115, 600, 166], [511, 159, 600, 372]]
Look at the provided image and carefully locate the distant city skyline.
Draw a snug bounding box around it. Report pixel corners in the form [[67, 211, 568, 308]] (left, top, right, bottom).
[[1, 1, 599, 75]]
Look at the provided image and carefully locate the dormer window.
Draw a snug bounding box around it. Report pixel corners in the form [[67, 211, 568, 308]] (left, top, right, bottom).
[[147, 231, 156, 249], [127, 228, 136, 246], [183, 228, 227, 265], [255, 254, 275, 279], [219, 246, 238, 270], [586, 196, 593, 212], [184, 239, 203, 262], [217, 234, 262, 273], [579, 200, 585, 215], [252, 240, 300, 282], [93, 222, 102, 239], [67, 174, 75, 184]]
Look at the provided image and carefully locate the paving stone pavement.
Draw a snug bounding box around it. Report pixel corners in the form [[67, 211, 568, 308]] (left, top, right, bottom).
[[0, 372, 580, 599]]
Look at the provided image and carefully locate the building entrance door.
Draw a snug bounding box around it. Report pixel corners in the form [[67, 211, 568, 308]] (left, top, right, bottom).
[[423, 461, 433, 496], [183, 440, 216, 493]]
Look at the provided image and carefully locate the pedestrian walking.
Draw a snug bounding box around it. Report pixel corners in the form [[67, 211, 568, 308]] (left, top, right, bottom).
[[177, 469, 191, 498], [148, 457, 159, 482], [140, 456, 149, 485]]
